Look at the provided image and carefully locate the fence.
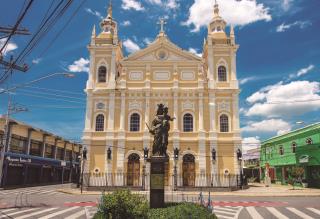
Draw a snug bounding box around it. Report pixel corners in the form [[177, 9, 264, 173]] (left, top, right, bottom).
[[82, 172, 243, 190]]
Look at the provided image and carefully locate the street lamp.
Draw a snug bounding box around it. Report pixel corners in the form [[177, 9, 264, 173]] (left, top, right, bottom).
[[237, 148, 244, 189], [173, 148, 179, 191], [80, 147, 87, 194]]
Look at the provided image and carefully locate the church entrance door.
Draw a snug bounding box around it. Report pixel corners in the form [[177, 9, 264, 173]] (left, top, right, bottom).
[[182, 154, 195, 187], [127, 153, 140, 186]]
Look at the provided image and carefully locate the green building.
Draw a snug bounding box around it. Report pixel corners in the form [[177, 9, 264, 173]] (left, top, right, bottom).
[[260, 123, 320, 188]]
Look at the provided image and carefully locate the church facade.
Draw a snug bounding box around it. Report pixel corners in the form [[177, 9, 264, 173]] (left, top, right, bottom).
[[82, 2, 242, 189]]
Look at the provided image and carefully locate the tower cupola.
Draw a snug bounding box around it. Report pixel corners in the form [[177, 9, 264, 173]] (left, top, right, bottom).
[[208, 1, 227, 38]]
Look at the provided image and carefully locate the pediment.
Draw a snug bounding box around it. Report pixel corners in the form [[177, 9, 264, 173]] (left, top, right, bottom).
[[122, 35, 202, 62]]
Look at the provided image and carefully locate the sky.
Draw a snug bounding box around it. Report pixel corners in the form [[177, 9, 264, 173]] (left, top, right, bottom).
[[0, 0, 319, 152]]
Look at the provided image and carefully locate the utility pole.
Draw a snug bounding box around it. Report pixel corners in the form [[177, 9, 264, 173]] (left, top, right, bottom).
[[0, 56, 28, 72], [0, 73, 28, 187], [0, 26, 31, 36]]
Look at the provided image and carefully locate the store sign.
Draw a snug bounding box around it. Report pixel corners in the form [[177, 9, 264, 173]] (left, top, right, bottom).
[[6, 156, 32, 164], [299, 155, 309, 164]]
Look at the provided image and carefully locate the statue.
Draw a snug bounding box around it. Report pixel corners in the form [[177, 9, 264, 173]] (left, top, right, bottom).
[[146, 104, 175, 157]]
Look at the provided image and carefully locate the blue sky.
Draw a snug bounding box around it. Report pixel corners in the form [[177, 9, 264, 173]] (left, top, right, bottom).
[[0, 0, 319, 151]]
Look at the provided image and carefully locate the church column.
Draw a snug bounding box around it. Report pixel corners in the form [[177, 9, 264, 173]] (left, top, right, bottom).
[[144, 92, 150, 132], [232, 93, 240, 132], [207, 40, 215, 89], [106, 92, 115, 185], [172, 90, 180, 187], [116, 91, 126, 185], [209, 92, 218, 185], [84, 92, 93, 132], [198, 92, 206, 186], [109, 50, 116, 89], [230, 49, 238, 89], [173, 91, 179, 132]]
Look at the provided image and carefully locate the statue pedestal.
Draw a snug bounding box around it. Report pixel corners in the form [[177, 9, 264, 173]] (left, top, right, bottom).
[[148, 156, 169, 208]]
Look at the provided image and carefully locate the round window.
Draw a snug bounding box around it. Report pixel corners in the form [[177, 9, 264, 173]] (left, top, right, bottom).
[[157, 50, 167, 60]]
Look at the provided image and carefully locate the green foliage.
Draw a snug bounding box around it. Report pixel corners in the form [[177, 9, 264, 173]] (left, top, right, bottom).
[[147, 202, 216, 219], [95, 190, 149, 219], [94, 190, 216, 219]]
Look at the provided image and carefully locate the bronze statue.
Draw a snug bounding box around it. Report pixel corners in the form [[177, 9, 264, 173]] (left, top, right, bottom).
[[146, 104, 175, 157]]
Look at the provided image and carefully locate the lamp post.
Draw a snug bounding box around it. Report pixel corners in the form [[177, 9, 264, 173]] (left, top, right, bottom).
[[173, 148, 179, 191], [237, 148, 243, 189], [80, 147, 87, 194], [0, 72, 75, 187], [143, 147, 148, 190]]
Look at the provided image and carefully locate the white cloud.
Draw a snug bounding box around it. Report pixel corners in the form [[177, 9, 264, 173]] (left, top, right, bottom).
[[68, 58, 89, 73], [246, 80, 320, 117], [143, 37, 153, 45], [85, 8, 103, 19], [242, 119, 291, 136], [282, 0, 293, 11], [239, 76, 257, 85], [147, 0, 179, 9], [121, 0, 145, 11], [32, 58, 42, 64], [289, 64, 315, 79], [0, 38, 18, 56], [183, 0, 271, 32], [121, 20, 131, 26], [276, 20, 311, 32], [123, 39, 140, 53], [242, 136, 261, 153], [188, 48, 202, 57]]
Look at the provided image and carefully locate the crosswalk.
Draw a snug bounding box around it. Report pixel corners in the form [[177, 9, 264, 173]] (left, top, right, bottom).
[[0, 188, 64, 196], [0, 206, 97, 219], [213, 206, 320, 219]]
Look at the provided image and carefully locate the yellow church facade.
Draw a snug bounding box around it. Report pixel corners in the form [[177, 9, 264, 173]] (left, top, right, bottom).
[[82, 2, 242, 189]]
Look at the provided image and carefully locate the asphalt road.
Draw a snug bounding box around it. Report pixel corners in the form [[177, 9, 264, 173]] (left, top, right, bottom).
[[0, 185, 320, 219]]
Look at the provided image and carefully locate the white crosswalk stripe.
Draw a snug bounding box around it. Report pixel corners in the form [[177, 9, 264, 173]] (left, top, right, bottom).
[[0, 207, 91, 219], [0, 189, 63, 196], [246, 207, 263, 219], [38, 206, 80, 219], [266, 207, 289, 219], [307, 208, 320, 216], [287, 207, 315, 219], [213, 206, 242, 219]]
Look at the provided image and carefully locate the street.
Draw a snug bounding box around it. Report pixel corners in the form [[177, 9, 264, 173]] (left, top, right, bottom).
[[1, 185, 320, 219]]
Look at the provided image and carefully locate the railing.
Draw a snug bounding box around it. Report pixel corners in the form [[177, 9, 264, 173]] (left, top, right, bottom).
[[82, 172, 243, 190]]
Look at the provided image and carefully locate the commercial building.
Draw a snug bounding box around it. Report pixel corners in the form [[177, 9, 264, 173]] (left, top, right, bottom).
[[243, 148, 260, 182], [82, 1, 242, 189], [0, 117, 82, 188], [260, 123, 320, 188]]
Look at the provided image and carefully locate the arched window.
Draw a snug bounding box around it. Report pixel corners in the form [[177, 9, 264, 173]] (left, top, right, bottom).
[[127, 153, 140, 186], [292, 142, 297, 153], [220, 114, 229, 132], [279, 146, 284, 155], [98, 66, 107, 83], [183, 154, 195, 187], [183, 113, 193, 132], [218, 66, 227, 82], [130, 113, 140, 132], [95, 114, 104, 131]]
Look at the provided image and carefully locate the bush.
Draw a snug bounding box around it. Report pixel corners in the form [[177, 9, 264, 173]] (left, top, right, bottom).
[[94, 190, 216, 219], [95, 190, 149, 219], [148, 202, 216, 219]]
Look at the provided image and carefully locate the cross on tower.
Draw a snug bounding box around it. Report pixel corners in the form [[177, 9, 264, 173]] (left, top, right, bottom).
[[157, 18, 167, 33]]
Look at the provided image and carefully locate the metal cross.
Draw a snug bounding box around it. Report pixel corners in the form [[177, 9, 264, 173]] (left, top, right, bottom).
[[157, 18, 167, 33]]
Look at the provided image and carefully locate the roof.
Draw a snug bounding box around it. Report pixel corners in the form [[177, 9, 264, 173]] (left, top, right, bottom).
[[0, 116, 81, 145], [262, 122, 320, 145]]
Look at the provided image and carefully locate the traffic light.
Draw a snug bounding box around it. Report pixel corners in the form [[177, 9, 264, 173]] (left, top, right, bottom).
[[174, 148, 179, 160], [107, 147, 112, 160]]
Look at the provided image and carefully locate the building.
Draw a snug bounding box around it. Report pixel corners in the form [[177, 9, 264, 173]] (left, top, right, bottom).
[[243, 148, 260, 182], [260, 123, 320, 188], [0, 117, 82, 188], [82, 1, 242, 189]]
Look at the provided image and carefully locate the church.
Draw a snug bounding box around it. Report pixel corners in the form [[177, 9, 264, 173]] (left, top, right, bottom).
[[82, 1, 242, 189]]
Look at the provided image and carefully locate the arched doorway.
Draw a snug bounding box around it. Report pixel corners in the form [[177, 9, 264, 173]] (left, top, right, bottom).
[[127, 153, 140, 186], [183, 154, 195, 187]]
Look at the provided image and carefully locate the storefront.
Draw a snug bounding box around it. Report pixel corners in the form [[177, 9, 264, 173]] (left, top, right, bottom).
[[2, 152, 80, 188]]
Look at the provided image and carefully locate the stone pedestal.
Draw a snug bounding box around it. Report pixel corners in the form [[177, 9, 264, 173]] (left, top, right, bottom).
[[148, 156, 169, 208]]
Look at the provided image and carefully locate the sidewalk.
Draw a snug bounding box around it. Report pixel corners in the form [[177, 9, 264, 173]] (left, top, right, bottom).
[[57, 183, 320, 197]]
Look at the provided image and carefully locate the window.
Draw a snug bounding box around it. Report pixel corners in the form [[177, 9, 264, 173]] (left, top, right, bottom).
[[130, 113, 140, 132], [183, 113, 193, 132], [279, 146, 284, 155], [30, 140, 42, 156], [45, 144, 54, 158], [306, 138, 313, 145], [10, 134, 27, 154], [95, 114, 105, 131], [57, 148, 64, 160], [220, 114, 229, 132], [218, 66, 227, 82], [292, 142, 297, 153], [98, 66, 107, 83]]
